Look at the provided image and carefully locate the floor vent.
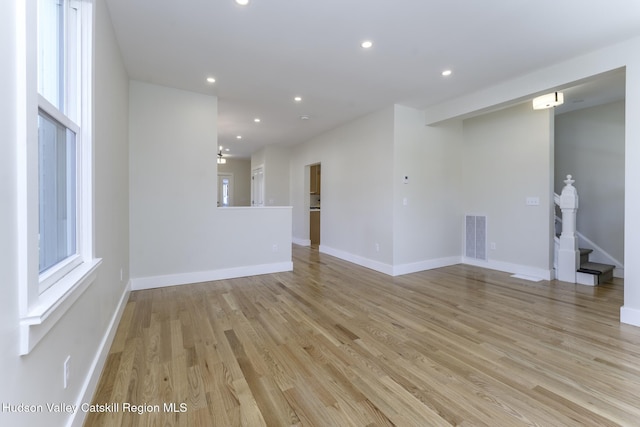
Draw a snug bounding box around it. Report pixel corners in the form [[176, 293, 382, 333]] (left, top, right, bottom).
[[465, 215, 487, 261]]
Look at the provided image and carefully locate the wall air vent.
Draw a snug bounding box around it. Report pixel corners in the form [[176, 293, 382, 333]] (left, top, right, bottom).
[[465, 215, 487, 261]]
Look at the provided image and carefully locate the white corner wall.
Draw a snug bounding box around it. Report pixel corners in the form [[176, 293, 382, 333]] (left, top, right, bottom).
[[462, 103, 554, 279], [392, 105, 464, 274], [555, 101, 625, 265], [1, 1, 131, 426], [129, 81, 292, 289], [290, 107, 395, 273]]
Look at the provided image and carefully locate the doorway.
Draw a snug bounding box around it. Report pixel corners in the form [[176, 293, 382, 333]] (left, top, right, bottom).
[[309, 163, 321, 246], [217, 173, 234, 207], [553, 74, 625, 279]]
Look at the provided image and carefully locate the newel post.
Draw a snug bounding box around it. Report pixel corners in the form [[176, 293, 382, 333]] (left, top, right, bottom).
[[556, 175, 579, 283]]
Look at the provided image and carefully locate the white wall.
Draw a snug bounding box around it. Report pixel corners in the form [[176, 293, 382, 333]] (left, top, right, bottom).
[[555, 101, 625, 265], [623, 55, 640, 325], [129, 81, 218, 278], [0, 0, 21, 420], [392, 105, 463, 272], [129, 81, 292, 288], [218, 158, 251, 206], [290, 107, 395, 272], [0, 2, 130, 426], [265, 146, 291, 206], [93, 0, 131, 348], [462, 103, 554, 278]]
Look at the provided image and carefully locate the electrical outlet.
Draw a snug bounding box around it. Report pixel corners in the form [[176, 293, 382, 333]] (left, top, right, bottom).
[[375, 243, 380, 252], [63, 356, 70, 389], [272, 244, 278, 252], [490, 242, 496, 250]]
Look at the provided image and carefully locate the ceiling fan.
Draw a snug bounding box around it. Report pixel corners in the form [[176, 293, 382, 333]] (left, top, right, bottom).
[[217, 149, 226, 164]]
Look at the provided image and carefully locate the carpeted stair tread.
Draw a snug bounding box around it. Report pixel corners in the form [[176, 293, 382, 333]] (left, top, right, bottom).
[[578, 262, 615, 275]]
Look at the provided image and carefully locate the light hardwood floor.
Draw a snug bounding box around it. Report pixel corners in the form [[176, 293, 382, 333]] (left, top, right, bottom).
[[86, 246, 640, 426]]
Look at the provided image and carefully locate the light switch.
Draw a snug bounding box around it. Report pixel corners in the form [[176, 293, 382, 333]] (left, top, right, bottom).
[[403, 175, 409, 184]]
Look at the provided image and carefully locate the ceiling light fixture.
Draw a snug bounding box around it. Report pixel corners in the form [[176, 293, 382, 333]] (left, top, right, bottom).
[[361, 40, 373, 49], [235, 0, 249, 6], [206, 77, 216, 83], [254, 118, 261, 123], [441, 70, 452, 77], [532, 92, 564, 110], [294, 96, 302, 102], [300, 115, 310, 120], [236, 135, 242, 139]]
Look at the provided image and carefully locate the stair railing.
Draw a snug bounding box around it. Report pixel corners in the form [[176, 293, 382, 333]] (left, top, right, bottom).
[[555, 175, 580, 283]]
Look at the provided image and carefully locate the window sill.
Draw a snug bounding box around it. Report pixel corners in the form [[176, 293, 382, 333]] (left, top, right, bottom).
[[20, 258, 102, 355]]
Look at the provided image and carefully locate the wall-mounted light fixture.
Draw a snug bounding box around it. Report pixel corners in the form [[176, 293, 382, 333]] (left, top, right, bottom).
[[532, 92, 564, 110]]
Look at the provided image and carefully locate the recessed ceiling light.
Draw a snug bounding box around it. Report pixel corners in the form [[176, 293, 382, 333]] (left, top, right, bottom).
[[235, 0, 249, 5], [254, 118, 261, 123], [441, 70, 452, 77], [206, 77, 216, 83], [294, 96, 302, 102], [236, 135, 242, 139], [361, 40, 373, 49], [225, 148, 230, 152], [300, 115, 310, 120]]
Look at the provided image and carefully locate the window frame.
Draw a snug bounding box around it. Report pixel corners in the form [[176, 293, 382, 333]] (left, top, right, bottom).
[[37, 95, 83, 293], [17, 0, 100, 355]]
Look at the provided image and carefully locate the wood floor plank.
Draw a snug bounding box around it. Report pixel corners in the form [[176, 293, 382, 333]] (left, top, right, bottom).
[[86, 246, 640, 426]]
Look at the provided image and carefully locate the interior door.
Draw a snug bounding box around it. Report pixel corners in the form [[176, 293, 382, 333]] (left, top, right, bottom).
[[252, 166, 264, 206]]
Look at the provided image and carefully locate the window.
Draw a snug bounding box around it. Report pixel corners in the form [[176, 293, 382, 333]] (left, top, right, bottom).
[[217, 173, 233, 207], [38, 113, 77, 271], [17, 0, 99, 354], [36, 0, 83, 292]]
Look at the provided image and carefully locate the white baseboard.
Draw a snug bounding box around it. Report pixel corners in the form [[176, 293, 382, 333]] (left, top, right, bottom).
[[293, 237, 311, 246], [68, 280, 131, 427], [319, 245, 463, 277], [621, 306, 640, 327], [392, 256, 462, 276], [319, 245, 394, 276], [131, 262, 294, 291], [462, 257, 553, 281], [614, 267, 625, 279]]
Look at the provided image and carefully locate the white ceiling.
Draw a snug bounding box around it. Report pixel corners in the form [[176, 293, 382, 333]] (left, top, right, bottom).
[[104, 0, 640, 158]]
